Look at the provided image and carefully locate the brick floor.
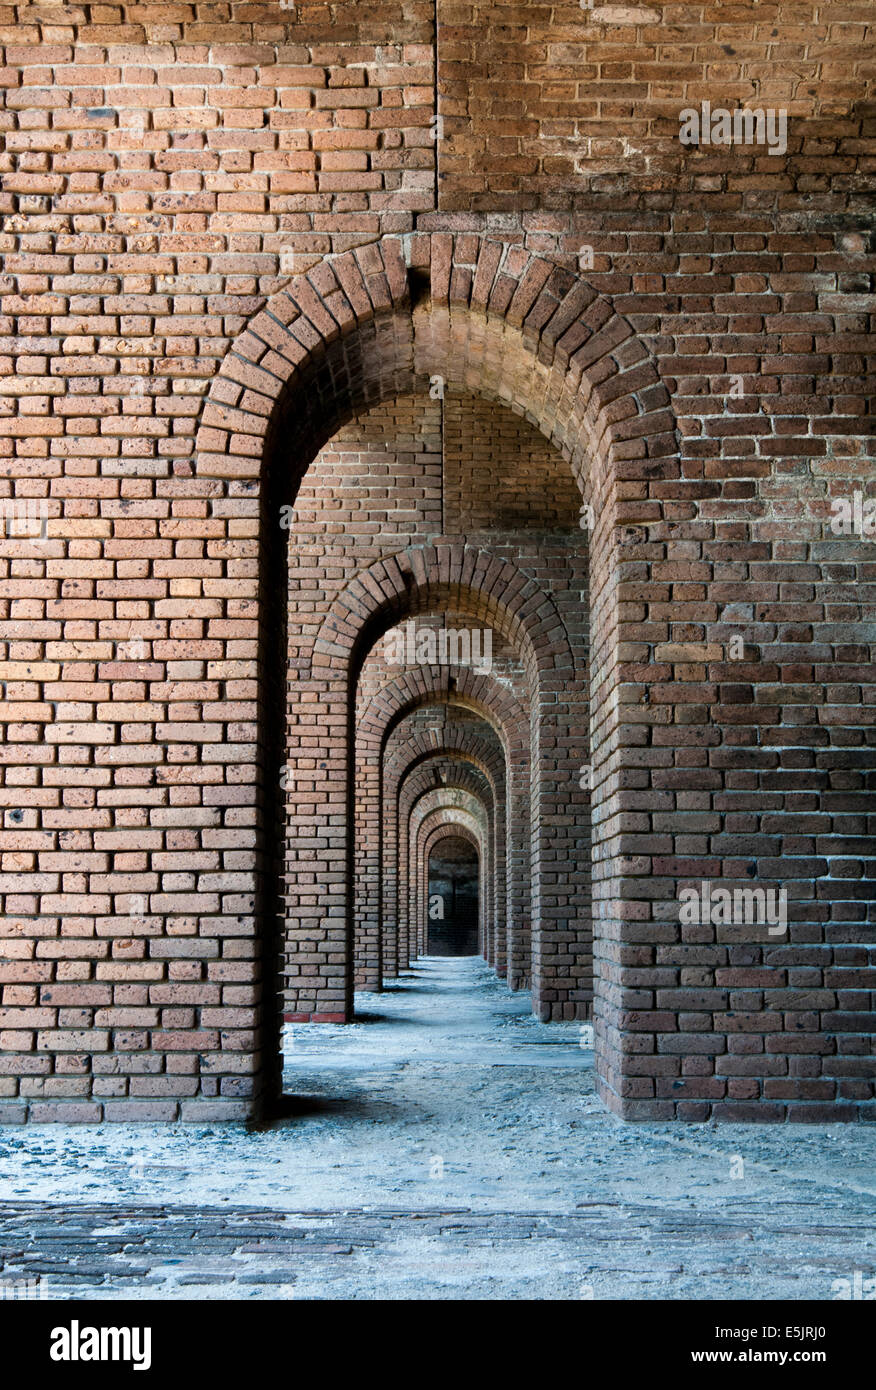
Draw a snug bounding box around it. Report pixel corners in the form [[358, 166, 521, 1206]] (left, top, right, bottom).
[[1, 961, 873, 1300]]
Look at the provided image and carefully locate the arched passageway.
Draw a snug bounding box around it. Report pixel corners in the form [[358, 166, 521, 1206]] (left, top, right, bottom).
[[427, 834, 480, 957], [194, 229, 682, 1120]]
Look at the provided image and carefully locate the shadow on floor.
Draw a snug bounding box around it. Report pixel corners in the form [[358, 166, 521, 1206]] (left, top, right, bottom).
[[253, 1092, 405, 1129], [350, 1010, 429, 1025]]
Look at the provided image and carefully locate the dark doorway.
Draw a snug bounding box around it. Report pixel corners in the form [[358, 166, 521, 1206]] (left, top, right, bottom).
[[427, 837, 479, 955]]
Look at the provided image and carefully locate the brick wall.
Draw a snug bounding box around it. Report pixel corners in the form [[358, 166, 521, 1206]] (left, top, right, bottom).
[[0, 2, 873, 1122], [437, 0, 874, 207]]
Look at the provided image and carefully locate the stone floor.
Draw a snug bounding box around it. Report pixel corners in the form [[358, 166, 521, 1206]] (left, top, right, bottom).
[[1, 957, 874, 1300]]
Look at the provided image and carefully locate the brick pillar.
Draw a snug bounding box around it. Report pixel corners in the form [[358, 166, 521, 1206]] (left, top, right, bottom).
[[282, 669, 352, 1024]]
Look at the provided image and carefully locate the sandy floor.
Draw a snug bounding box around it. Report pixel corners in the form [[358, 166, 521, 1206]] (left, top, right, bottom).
[[0, 957, 874, 1299]]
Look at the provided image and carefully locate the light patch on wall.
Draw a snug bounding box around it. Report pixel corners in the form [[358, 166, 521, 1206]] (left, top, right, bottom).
[[587, 5, 660, 23]]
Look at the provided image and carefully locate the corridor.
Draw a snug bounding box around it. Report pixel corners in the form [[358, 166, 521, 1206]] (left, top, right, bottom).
[[0, 960, 873, 1301]]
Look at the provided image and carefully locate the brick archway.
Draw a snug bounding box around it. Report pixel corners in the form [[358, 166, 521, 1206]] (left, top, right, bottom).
[[388, 731, 509, 974], [396, 750, 500, 971], [194, 230, 680, 1117], [421, 823, 485, 959], [357, 664, 528, 986], [195, 232, 676, 494], [400, 761, 496, 970], [293, 542, 585, 1022], [413, 796, 490, 960], [1, 13, 871, 1143], [312, 542, 573, 682]]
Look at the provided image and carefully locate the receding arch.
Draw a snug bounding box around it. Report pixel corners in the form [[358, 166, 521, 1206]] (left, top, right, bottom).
[[422, 823, 485, 959], [400, 760, 496, 972], [313, 544, 574, 686], [412, 795, 491, 960], [389, 734, 508, 974], [356, 663, 529, 984], [392, 740, 503, 972], [424, 828, 482, 959], [289, 543, 584, 1020]]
